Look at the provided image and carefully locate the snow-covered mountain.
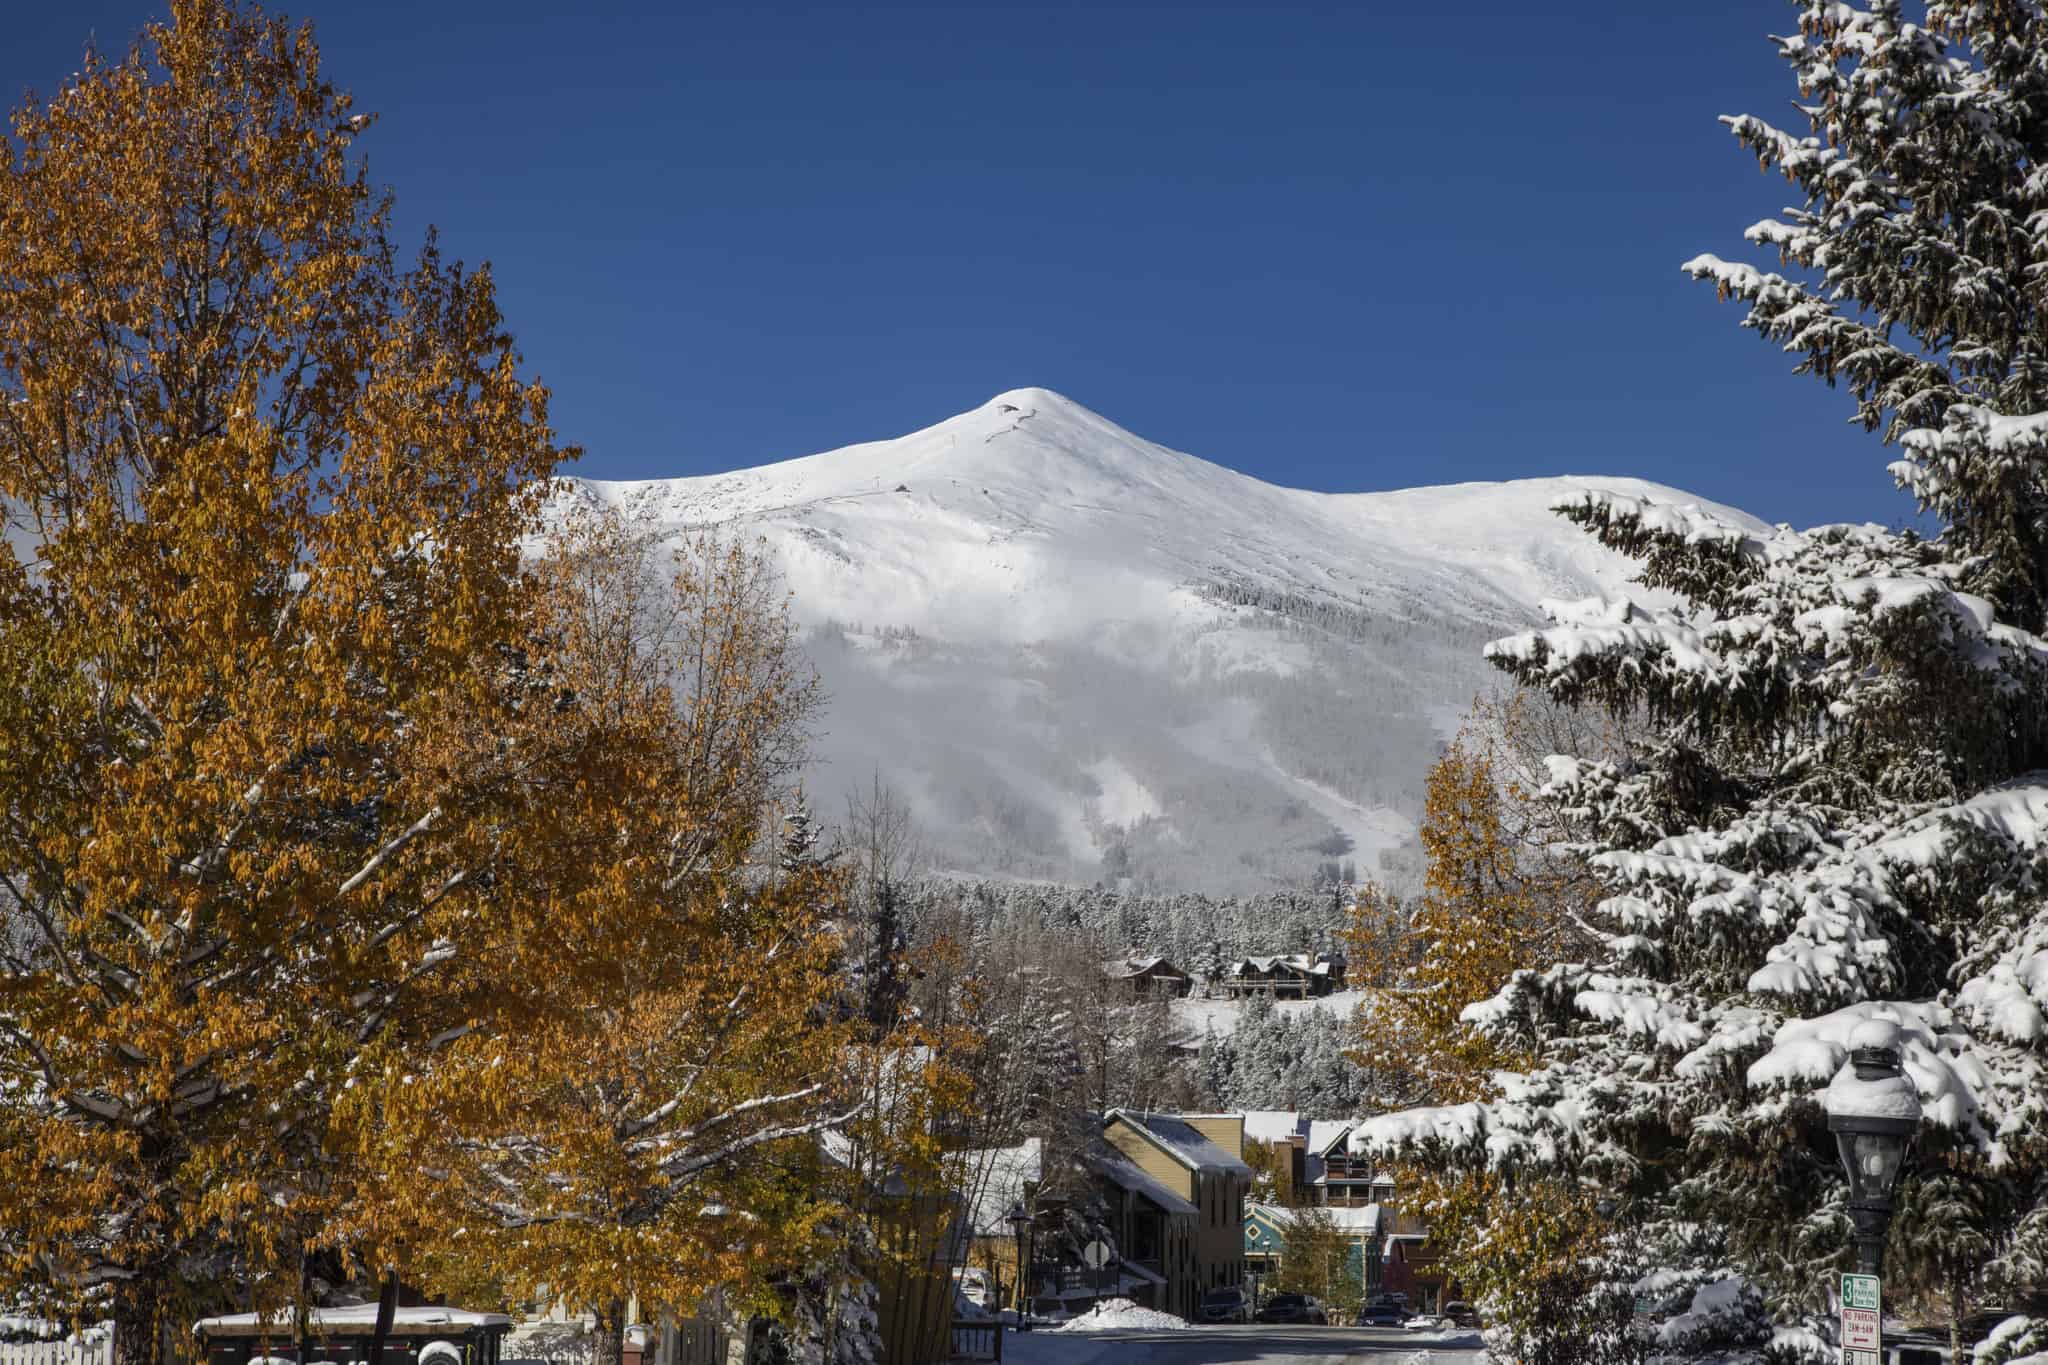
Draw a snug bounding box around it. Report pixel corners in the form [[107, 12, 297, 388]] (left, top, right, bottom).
[[550, 388, 1766, 893]]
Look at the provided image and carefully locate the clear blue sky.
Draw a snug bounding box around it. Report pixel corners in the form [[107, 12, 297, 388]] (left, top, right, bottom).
[[7, 1, 1906, 529]]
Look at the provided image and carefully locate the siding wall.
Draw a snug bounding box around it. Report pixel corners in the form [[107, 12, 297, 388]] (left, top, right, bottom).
[[1100, 1124, 1191, 1202]]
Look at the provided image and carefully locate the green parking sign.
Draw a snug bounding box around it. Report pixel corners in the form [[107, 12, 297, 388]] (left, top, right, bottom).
[[1841, 1274, 1880, 1311]]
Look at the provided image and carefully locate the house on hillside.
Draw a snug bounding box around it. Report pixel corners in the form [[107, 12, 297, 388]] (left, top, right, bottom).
[[1102, 954, 1193, 999], [1220, 953, 1346, 1000], [1100, 1111, 1252, 1305]]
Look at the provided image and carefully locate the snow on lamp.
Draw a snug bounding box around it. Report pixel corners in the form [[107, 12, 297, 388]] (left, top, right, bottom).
[[1824, 1019, 1921, 1277]]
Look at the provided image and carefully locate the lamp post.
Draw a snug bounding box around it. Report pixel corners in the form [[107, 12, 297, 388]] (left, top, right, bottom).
[[1824, 1019, 1921, 1278], [1005, 1203, 1034, 1332]]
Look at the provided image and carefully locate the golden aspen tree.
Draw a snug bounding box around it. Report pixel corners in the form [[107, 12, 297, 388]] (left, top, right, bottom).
[[0, 2, 605, 1354], [346, 519, 858, 1365], [1346, 696, 1623, 1356], [1348, 728, 1560, 1105]]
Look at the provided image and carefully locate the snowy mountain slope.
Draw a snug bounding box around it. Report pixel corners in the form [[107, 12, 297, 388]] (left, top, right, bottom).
[[549, 388, 1767, 893]]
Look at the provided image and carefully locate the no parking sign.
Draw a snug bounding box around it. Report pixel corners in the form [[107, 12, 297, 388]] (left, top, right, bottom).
[[1840, 1273, 1880, 1365]]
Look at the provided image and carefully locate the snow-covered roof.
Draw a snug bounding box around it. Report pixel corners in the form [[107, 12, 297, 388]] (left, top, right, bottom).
[[1103, 955, 1185, 980], [1107, 1111, 1252, 1177], [1241, 1110, 1305, 1144], [1321, 1203, 1387, 1231], [1230, 955, 1312, 977], [196, 1309, 513, 1337], [1306, 1120, 1354, 1157], [1226, 954, 1343, 979], [1088, 1146, 1199, 1216], [960, 1137, 1044, 1235], [1244, 1201, 1387, 1235]]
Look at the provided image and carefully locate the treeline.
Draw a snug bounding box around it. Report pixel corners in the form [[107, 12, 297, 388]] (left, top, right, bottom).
[[896, 876, 1355, 969], [1199, 997, 1379, 1120]]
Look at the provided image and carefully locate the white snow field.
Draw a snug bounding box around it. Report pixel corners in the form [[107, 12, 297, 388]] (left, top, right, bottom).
[[549, 387, 1765, 892], [1172, 988, 1366, 1039]]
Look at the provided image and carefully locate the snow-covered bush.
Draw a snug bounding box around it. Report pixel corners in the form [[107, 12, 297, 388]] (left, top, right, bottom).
[[1972, 1315, 2048, 1364]]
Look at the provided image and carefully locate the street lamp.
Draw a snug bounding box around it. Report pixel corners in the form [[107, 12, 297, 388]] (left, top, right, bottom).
[[1005, 1203, 1034, 1332], [1824, 1019, 1922, 1276]]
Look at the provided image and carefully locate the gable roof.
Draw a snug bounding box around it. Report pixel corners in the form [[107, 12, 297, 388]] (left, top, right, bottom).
[[1242, 1109, 1305, 1144], [1103, 954, 1187, 980], [959, 1137, 1043, 1236], [1307, 1119, 1354, 1157], [1087, 1145, 1198, 1216], [1229, 955, 1312, 977], [1106, 1110, 1252, 1178]]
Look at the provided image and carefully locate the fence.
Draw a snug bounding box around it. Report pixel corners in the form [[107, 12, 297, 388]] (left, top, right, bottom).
[[0, 1338, 115, 1365], [945, 1321, 1000, 1364], [661, 1318, 726, 1365]]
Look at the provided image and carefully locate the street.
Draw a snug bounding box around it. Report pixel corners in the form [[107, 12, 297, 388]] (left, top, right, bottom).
[[1005, 1323, 1487, 1365]]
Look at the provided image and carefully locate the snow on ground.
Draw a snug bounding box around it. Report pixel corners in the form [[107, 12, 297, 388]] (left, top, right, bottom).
[[1258, 758, 1415, 877], [1087, 758, 1164, 829], [1173, 988, 1367, 1038], [1054, 1301, 1191, 1333]]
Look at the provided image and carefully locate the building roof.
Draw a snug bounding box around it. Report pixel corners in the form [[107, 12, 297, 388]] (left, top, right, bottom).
[[1106, 1110, 1252, 1178], [1103, 954, 1187, 981], [1244, 1200, 1388, 1235], [1229, 955, 1312, 977], [1087, 1145, 1199, 1216], [196, 1309, 513, 1337], [1307, 1120, 1354, 1157], [1241, 1110, 1305, 1144], [959, 1137, 1043, 1236]]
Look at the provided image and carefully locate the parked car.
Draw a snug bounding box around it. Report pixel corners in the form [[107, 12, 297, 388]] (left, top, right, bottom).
[[1355, 1302, 1408, 1327], [1442, 1301, 1480, 1328], [1255, 1294, 1328, 1325], [1198, 1287, 1252, 1324]]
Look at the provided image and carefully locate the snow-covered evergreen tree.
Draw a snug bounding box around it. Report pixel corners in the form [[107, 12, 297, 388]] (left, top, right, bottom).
[[1358, 3, 2048, 1353]]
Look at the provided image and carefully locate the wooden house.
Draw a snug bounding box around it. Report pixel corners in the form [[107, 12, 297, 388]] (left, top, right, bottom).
[[1102, 954, 1194, 999]]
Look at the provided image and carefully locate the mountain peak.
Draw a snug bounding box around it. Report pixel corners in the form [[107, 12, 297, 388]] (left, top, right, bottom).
[[544, 390, 1771, 894], [983, 385, 1075, 412]]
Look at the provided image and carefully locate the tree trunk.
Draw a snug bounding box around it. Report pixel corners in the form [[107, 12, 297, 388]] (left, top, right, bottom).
[[112, 1268, 175, 1365], [593, 1298, 628, 1365], [366, 1270, 399, 1365], [1949, 1268, 1965, 1365]]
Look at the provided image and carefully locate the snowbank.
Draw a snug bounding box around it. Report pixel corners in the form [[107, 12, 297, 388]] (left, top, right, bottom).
[[1049, 1299, 1189, 1333]]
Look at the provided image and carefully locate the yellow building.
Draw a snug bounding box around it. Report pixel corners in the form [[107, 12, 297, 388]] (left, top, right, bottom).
[[1100, 1111, 1251, 1316]]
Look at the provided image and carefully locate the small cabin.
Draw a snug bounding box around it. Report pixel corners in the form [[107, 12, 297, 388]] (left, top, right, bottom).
[[1102, 954, 1192, 999]]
